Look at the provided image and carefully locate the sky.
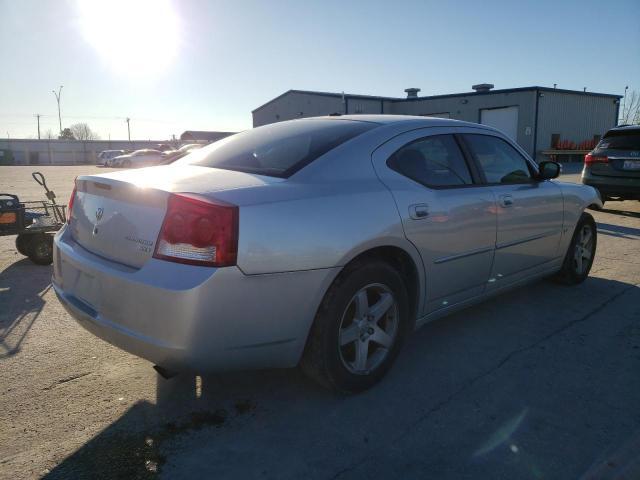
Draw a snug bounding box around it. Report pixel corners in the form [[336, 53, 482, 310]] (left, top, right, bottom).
[[1, 0, 638, 141]]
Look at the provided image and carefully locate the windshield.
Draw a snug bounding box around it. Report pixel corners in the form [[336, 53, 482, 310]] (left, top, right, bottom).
[[176, 119, 377, 177], [598, 130, 640, 150]]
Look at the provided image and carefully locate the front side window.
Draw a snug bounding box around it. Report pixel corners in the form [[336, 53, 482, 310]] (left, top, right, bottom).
[[463, 134, 532, 184], [178, 119, 377, 178], [388, 135, 473, 187]]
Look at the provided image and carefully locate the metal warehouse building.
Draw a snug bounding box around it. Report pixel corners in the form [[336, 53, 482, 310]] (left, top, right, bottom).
[[252, 85, 622, 163]]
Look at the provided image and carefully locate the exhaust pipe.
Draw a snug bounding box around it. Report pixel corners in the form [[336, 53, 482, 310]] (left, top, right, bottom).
[[153, 365, 178, 379]]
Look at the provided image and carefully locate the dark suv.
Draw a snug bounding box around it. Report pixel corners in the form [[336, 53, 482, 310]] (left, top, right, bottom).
[[582, 125, 640, 207]]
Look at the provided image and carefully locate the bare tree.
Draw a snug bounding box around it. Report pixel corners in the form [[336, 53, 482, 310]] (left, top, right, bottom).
[[620, 90, 640, 125], [42, 129, 55, 140], [69, 122, 100, 141]]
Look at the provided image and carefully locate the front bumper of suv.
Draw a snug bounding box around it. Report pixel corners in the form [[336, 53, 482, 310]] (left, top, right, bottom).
[[581, 169, 640, 200]]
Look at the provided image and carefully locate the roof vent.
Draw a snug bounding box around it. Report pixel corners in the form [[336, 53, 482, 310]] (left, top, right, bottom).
[[404, 88, 421, 98], [472, 83, 494, 93]]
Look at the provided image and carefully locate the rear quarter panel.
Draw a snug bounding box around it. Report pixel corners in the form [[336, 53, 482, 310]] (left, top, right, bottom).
[[216, 179, 417, 275]]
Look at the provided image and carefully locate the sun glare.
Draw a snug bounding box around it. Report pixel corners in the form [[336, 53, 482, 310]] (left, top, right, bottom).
[[77, 0, 180, 77]]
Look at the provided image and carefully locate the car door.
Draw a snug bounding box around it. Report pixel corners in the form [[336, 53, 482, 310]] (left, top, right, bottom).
[[372, 128, 497, 315], [461, 133, 564, 288]]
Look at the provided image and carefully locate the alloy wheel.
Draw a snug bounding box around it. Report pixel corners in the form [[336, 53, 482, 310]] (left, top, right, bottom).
[[573, 224, 594, 275], [338, 283, 399, 375]]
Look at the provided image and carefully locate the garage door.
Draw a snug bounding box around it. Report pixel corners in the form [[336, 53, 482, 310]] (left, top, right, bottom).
[[480, 106, 518, 140]]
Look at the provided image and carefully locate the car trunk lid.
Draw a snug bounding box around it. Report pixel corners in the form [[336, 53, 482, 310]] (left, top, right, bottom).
[[70, 165, 280, 268]]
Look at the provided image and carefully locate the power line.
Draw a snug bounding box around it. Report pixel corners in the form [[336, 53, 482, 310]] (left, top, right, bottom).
[[0, 112, 176, 123]]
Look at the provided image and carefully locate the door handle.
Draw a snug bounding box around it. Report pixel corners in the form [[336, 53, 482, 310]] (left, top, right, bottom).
[[499, 194, 514, 208], [409, 204, 429, 219]]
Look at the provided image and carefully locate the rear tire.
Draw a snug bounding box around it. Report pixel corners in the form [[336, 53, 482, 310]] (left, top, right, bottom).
[[27, 233, 53, 265], [301, 260, 410, 393], [15, 234, 35, 256], [554, 213, 597, 285]]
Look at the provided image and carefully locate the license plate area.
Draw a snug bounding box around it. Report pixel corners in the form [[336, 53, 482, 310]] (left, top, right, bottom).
[[623, 160, 640, 170], [73, 269, 100, 310]]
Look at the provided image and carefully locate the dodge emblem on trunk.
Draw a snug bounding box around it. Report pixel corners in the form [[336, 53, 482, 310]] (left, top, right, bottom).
[[95, 207, 104, 221]]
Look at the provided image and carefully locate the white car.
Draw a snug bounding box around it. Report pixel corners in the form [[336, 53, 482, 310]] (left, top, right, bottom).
[[112, 149, 165, 168], [98, 150, 125, 167], [178, 143, 204, 153]]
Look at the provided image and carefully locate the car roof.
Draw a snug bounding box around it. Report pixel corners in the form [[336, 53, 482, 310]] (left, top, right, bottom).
[[606, 124, 640, 133], [305, 114, 484, 129]]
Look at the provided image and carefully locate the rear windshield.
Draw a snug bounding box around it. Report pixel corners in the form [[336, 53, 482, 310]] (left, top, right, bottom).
[[176, 119, 377, 177], [598, 130, 640, 150]]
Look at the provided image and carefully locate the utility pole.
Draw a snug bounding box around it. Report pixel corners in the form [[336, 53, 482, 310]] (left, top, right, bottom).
[[35, 114, 41, 139], [52, 85, 63, 135], [126, 117, 131, 141]]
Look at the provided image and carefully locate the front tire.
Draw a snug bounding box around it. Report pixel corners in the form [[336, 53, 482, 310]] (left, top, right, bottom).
[[301, 260, 410, 393], [554, 213, 597, 285]]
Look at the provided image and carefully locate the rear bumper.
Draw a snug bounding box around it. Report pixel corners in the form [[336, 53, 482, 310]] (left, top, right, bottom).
[[582, 170, 640, 199], [53, 226, 338, 372]]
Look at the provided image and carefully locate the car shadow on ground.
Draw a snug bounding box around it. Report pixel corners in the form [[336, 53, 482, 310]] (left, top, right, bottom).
[[596, 222, 640, 239], [599, 205, 640, 219], [44, 275, 640, 479], [0, 258, 51, 359]]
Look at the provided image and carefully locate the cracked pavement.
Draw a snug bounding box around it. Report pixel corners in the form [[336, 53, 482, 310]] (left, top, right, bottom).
[[0, 166, 639, 479]]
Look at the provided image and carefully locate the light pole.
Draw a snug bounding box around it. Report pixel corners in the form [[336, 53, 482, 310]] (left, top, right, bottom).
[[622, 86, 629, 123], [126, 117, 131, 141], [52, 85, 63, 135]]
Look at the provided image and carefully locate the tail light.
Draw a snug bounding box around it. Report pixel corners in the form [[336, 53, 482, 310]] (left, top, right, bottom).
[[153, 193, 238, 267], [584, 153, 608, 165], [67, 182, 77, 223]]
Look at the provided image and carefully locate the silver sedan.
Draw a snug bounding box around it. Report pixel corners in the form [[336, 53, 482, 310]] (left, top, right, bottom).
[[53, 115, 600, 392]]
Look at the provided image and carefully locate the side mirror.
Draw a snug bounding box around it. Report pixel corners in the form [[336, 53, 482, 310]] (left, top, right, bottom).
[[538, 161, 561, 180]]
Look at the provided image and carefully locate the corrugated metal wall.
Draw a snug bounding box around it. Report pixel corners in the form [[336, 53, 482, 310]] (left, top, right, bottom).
[[252, 89, 620, 162], [253, 92, 345, 126], [535, 91, 618, 161]]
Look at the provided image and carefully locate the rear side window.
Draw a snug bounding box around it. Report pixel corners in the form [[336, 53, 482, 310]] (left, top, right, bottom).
[[388, 135, 473, 187], [463, 134, 532, 184], [179, 119, 377, 178], [598, 130, 640, 150]]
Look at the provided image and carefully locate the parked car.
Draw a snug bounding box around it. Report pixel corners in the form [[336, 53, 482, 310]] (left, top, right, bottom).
[[582, 125, 640, 206], [53, 115, 600, 392], [158, 150, 189, 165], [98, 150, 125, 167], [177, 143, 204, 153], [160, 143, 205, 164], [111, 149, 165, 168]]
